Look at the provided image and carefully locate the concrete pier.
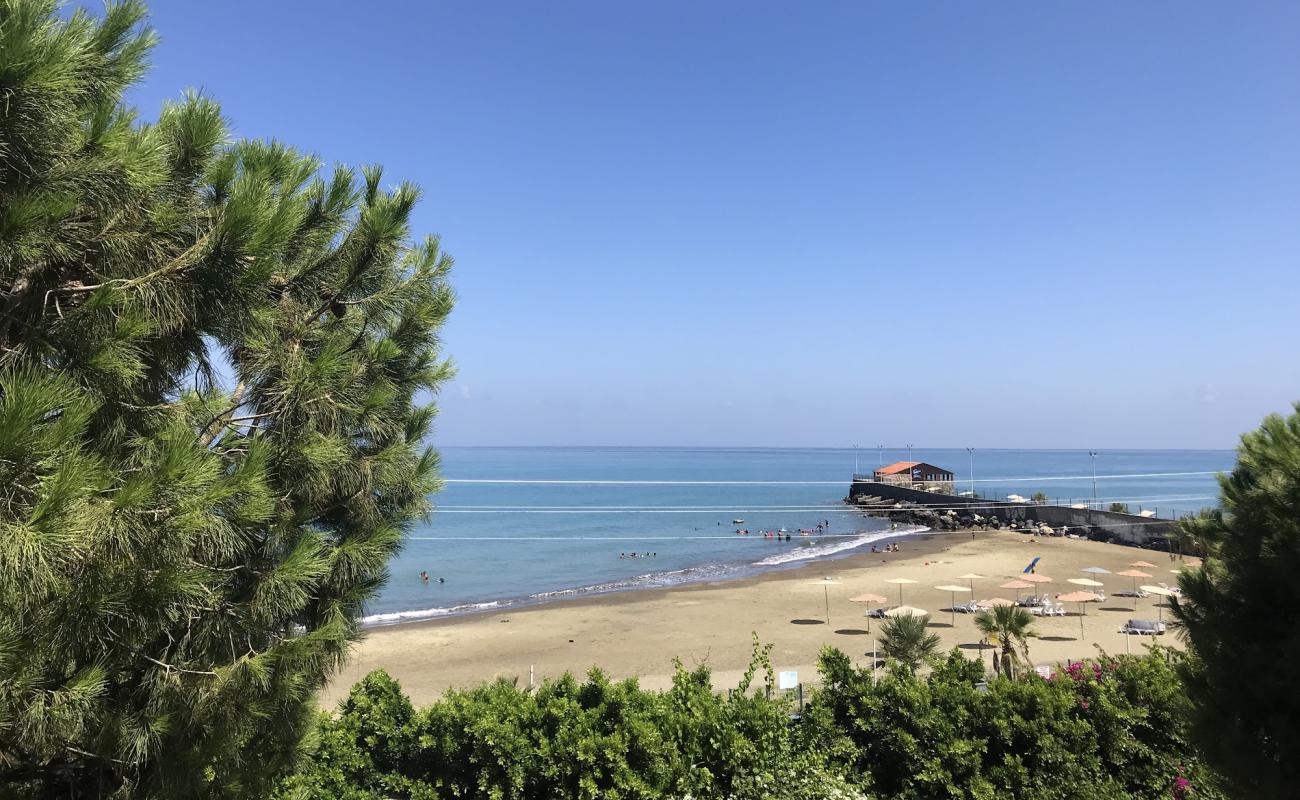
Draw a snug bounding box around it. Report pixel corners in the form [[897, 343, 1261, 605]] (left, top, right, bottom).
[[847, 479, 1179, 547]]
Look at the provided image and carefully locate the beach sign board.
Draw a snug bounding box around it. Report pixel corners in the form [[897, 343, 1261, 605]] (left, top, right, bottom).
[[778, 671, 798, 690]]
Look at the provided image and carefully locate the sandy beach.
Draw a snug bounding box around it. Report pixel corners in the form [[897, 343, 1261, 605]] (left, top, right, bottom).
[[323, 530, 1193, 707]]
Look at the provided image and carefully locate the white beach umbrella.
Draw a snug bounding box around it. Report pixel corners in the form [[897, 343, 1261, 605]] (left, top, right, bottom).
[[957, 572, 987, 594], [883, 605, 928, 618], [1068, 577, 1105, 588], [976, 597, 1016, 609], [1081, 566, 1111, 575], [1141, 584, 1177, 626], [934, 584, 972, 625], [810, 577, 840, 624], [884, 577, 918, 606]]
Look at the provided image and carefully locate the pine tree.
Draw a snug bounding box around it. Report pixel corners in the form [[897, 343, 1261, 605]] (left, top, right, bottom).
[[0, 1, 454, 795], [1172, 404, 1300, 797]]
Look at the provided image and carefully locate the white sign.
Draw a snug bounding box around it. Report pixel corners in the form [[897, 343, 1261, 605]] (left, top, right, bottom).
[[778, 670, 798, 690]]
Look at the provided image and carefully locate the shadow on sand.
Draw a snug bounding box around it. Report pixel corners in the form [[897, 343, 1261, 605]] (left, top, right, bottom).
[[1039, 635, 1076, 642], [790, 618, 825, 625], [834, 628, 869, 636]]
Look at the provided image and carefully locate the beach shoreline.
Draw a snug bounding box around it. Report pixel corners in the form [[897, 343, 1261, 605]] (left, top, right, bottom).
[[361, 519, 930, 628], [324, 528, 1190, 707]]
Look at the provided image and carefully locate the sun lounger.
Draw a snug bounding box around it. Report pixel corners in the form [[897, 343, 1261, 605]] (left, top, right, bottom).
[[1120, 619, 1166, 635]]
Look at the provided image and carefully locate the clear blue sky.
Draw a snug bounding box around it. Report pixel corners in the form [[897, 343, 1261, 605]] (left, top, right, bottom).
[[127, 1, 1300, 448]]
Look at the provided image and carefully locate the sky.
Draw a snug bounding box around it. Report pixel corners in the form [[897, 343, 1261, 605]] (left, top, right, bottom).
[[125, 1, 1300, 449]]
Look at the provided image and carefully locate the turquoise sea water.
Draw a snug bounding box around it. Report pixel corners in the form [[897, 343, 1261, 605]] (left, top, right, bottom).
[[364, 447, 1233, 624]]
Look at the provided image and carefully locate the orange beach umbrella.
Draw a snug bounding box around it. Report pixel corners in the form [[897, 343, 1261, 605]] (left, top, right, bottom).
[[1057, 590, 1103, 639], [1116, 569, 1153, 609], [1000, 579, 1034, 602], [849, 592, 888, 631]]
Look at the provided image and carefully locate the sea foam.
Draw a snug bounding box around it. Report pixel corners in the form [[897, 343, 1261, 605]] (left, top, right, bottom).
[[751, 524, 929, 566], [361, 600, 502, 627]]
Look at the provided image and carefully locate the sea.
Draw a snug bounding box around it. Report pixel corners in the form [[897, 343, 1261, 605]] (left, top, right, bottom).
[[362, 447, 1234, 625]]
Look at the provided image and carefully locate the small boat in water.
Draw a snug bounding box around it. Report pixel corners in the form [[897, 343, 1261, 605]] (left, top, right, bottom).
[[732, 518, 744, 524]]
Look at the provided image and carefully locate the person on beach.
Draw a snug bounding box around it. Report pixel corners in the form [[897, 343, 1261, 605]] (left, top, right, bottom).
[[419, 571, 429, 582]]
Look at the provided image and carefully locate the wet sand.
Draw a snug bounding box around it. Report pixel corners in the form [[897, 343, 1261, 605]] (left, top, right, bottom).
[[323, 529, 1193, 707]]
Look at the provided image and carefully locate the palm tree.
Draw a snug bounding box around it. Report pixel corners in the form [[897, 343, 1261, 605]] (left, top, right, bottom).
[[878, 613, 942, 671], [975, 605, 1037, 678]]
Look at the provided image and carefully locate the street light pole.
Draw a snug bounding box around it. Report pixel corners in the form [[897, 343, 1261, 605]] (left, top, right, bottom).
[[966, 447, 975, 495], [1088, 451, 1098, 508], [854, 444, 859, 475]]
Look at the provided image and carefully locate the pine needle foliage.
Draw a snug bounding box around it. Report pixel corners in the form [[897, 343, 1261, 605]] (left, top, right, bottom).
[[0, 1, 454, 795], [1171, 403, 1300, 796]]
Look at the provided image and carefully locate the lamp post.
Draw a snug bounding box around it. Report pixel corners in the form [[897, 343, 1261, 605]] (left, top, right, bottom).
[[1088, 451, 1098, 509], [853, 444, 859, 475], [966, 447, 975, 495]]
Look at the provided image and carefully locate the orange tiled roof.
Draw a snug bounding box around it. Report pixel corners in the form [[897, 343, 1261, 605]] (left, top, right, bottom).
[[875, 461, 921, 475]]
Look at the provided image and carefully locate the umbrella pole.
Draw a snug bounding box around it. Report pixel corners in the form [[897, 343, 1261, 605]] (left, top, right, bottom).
[[824, 585, 830, 625], [950, 591, 956, 627], [1079, 603, 1085, 640], [1134, 578, 1139, 611]]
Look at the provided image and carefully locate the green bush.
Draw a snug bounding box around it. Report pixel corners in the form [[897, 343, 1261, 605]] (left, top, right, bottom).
[[278, 647, 1223, 800]]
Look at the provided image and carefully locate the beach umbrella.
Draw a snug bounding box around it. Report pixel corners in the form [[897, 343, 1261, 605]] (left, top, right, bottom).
[[934, 584, 972, 625], [1057, 590, 1103, 639], [1141, 584, 1176, 626], [958, 572, 987, 594], [1129, 560, 1157, 568], [884, 577, 917, 606], [976, 597, 1016, 609], [1081, 566, 1111, 575], [810, 577, 839, 624], [883, 605, 928, 618], [1021, 573, 1052, 584], [849, 592, 888, 632], [1067, 577, 1104, 589], [1116, 569, 1153, 609], [1000, 579, 1034, 602]]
